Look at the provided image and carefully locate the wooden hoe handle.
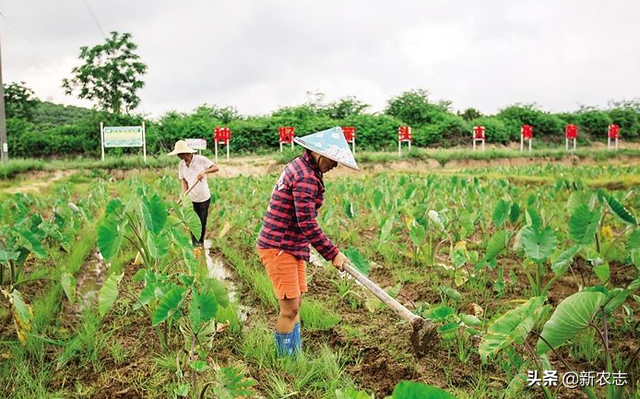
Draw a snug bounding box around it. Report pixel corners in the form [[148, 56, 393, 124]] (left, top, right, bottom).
[[343, 263, 422, 325], [177, 178, 202, 205]]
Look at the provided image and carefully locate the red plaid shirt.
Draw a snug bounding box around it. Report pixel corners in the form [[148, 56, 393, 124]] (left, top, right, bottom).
[[257, 151, 339, 261]]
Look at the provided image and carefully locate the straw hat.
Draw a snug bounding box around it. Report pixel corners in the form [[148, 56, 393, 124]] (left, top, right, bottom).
[[167, 140, 197, 156], [294, 127, 359, 170]]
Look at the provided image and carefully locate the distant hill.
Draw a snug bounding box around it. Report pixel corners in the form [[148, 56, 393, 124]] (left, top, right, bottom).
[[32, 101, 97, 127]]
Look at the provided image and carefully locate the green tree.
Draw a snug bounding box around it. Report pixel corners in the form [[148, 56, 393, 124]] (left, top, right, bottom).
[[458, 107, 483, 121], [62, 31, 147, 115], [575, 106, 612, 137], [4, 81, 39, 121], [608, 107, 640, 138], [384, 89, 450, 126], [322, 96, 370, 119]]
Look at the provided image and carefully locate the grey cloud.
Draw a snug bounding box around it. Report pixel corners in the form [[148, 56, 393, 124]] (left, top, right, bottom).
[[2, 0, 639, 118]]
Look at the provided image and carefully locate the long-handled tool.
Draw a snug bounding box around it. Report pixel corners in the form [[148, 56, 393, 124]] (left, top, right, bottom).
[[343, 263, 438, 358], [169, 178, 203, 214], [177, 178, 202, 206]]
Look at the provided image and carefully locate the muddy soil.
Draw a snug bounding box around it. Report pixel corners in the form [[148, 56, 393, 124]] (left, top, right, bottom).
[[304, 248, 640, 398]]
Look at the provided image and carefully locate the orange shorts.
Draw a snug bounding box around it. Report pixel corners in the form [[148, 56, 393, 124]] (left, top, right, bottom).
[[257, 248, 307, 300]]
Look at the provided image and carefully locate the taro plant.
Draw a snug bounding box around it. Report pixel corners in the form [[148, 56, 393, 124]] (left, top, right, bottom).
[[445, 240, 478, 288], [172, 281, 255, 399], [0, 194, 86, 343], [518, 209, 558, 296], [96, 187, 256, 398], [563, 190, 639, 288], [479, 296, 555, 399], [332, 247, 370, 310], [422, 299, 482, 363], [480, 285, 640, 399], [96, 189, 217, 347], [536, 287, 640, 399]]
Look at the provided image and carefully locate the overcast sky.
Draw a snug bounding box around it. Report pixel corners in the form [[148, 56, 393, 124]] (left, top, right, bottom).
[[2, 0, 639, 118]]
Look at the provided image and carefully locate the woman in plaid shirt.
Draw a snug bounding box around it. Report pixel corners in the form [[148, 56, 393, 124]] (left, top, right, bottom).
[[257, 127, 359, 356]]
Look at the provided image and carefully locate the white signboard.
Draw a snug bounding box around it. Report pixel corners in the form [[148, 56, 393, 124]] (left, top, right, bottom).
[[186, 138, 207, 150], [101, 123, 147, 162], [103, 126, 144, 148]]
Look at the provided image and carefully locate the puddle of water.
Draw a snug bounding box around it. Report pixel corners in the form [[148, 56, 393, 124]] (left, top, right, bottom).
[[74, 250, 109, 315], [203, 240, 249, 322]]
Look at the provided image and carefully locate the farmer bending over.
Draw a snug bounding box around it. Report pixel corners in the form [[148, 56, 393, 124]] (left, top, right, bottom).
[[257, 127, 359, 356], [168, 140, 219, 246]]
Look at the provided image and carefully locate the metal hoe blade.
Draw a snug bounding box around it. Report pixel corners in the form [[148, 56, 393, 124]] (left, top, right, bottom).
[[410, 318, 438, 358]]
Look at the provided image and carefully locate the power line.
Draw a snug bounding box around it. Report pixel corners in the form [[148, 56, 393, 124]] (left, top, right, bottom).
[[82, 0, 106, 39], [0, 14, 65, 79]]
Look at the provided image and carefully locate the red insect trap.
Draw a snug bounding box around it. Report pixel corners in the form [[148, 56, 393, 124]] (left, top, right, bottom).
[[472, 126, 485, 152], [398, 126, 412, 156], [521, 125, 533, 152], [213, 127, 231, 161], [608, 124, 620, 151], [342, 126, 356, 154], [278, 126, 295, 152], [565, 124, 577, 151]]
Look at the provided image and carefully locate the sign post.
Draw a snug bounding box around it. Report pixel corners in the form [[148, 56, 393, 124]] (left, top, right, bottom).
[[101, 124, 146, 162], [398, 126, 412, 156], [278, 126, 295, 152], [565, 124, 578, 151], [100, 122, 105, 161], [214, 127, 231, 162], [342, 126, 356, 155], [473, 126, 485, 152], [142, 122, 147, 163], [521, 125, 533, 152], [608, 124, 619, 151], [186, 138, 207, 155]]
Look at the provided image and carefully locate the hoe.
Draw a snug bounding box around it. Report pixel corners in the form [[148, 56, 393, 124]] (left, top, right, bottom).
[[169, 178, 202, 214], [343, 263, 438, 358]]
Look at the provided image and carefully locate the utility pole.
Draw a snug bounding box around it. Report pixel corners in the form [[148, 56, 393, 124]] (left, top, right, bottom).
[[0, 15, 7, 162]]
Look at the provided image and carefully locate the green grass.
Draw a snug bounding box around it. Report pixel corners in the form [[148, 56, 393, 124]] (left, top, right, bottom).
[[56, 311, 109, 371], [0, 155, 176, 180], [300, 298, 342, 331], [239, 321, 356, 399], [0, 345, 66, 399], [0, 158, 47, 179], [355, 147, 640, 166], [2, 145, 640, 181]]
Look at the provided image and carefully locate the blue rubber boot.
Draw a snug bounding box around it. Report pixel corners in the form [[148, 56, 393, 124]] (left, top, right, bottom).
[[292, 322, 302, 353], [274, 331, 295, 357]]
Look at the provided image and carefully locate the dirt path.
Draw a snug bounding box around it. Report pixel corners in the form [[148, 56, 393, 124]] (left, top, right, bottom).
[[1, 169, 75, 194], [5, 148, 640, 187]]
